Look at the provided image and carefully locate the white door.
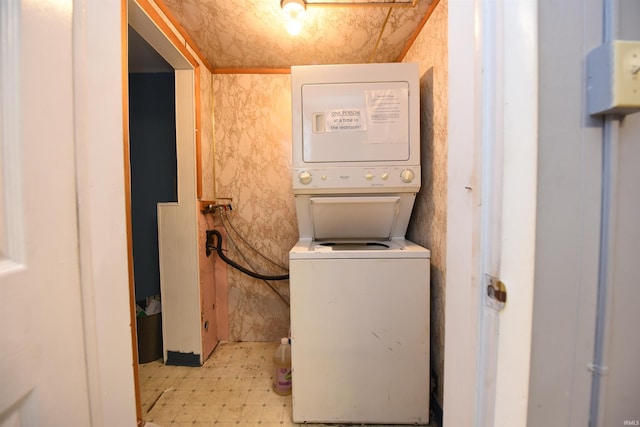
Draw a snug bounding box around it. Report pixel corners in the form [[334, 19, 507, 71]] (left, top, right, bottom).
[[0, 0, 91, 424]]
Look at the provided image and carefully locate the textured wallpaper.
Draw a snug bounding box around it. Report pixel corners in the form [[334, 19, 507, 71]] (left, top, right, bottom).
[[160, 0, 437, 69], [213, 74, 298, 341], [403, 0, 448, 407]]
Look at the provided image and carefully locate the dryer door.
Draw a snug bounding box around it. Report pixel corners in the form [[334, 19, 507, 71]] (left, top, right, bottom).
[[301, 82, 410, 163]]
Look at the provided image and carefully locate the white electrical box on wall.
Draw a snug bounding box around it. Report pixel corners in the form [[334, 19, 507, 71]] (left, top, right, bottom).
[[587, 40, 640, 115]]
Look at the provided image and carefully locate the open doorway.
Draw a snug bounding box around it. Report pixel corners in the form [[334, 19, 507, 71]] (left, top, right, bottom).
[[128, 25, 176, 364], [127, 0, 202, 421]]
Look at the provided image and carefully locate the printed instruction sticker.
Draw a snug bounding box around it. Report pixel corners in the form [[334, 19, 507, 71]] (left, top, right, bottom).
[[324, 108, 366, 132], [365, 88, 408, 144]]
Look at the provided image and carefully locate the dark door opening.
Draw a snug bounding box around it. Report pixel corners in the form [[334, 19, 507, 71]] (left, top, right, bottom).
[[128, 26, 176, 364]]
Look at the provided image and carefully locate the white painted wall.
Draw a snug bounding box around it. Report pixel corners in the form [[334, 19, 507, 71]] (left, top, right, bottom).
[[527, 1, 601, 425], [528, 0, 640, 426], [599, 112, 640, 425]]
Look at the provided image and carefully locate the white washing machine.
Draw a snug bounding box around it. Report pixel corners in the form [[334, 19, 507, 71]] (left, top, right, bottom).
[[290, 239, 430, 424], [289, 63, 430, 424]]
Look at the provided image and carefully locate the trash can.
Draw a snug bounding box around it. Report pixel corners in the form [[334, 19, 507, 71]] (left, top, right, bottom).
[[136, 312, 163, 363]]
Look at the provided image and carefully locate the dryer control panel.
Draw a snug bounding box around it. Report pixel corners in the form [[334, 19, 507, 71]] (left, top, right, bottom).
[[292, 166, 421, 194]]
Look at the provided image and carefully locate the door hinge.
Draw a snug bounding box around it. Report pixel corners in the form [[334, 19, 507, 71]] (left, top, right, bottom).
[[486, 274, 507, 311]]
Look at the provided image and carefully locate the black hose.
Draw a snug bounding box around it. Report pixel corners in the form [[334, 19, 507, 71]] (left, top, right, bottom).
[[206, 229, 290, 281]]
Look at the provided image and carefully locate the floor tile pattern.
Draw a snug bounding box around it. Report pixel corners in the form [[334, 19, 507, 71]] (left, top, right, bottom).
[[140, 342, 291, 427], [139, 341, 434, 427]]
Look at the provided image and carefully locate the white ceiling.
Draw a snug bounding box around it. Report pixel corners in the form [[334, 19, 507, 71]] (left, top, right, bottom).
[[129, 0, 436, 72]]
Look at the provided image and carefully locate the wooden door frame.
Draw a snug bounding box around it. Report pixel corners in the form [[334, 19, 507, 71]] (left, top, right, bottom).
[[123, 0, 202, 422]]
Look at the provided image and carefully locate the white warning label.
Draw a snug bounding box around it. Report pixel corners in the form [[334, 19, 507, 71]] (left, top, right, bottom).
[[325, 108, 366, 132], [364, 88, 408, 144]]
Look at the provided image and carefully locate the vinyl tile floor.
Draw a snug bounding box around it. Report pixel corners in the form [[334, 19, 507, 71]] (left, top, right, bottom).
[[139, 341, 434, 427], [139, 342, 288, 427]]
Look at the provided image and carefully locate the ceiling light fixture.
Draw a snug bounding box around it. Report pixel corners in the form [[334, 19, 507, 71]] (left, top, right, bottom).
[[281, 0, 306, 36]]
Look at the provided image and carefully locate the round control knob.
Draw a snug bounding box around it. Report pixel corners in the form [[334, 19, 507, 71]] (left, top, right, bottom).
[[299, 171, 312, 185], [400, 169, 415, 183], [381, 172, 389, 180], [365, 173, 374, 181]]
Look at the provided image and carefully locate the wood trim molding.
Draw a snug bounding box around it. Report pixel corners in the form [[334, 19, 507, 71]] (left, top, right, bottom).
[[153, 0, 214, 72], [121, 0, 143, 423], [134, 0, 200, 69], [395, 0, 440, 62], [132, 0, 206, 201], [212, 68, 292, 75]]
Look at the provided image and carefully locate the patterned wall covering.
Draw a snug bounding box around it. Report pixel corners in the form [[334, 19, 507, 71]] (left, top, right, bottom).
[[213, 74, 299, 341], [403, 0, 447, 407]]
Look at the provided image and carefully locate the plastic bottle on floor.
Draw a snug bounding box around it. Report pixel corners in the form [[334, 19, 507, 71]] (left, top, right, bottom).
[[272, 337, 292, 395]]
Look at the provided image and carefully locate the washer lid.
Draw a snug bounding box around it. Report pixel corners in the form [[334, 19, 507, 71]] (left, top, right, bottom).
[[310, 196, 400, 240]]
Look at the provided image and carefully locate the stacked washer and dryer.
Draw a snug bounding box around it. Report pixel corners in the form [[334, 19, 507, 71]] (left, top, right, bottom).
[[288, 62, 431, 425]]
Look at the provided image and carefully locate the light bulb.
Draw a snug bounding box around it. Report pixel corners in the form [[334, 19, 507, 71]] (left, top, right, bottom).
[[281, 0, 305, 36], [286, 18, 303, 36]]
